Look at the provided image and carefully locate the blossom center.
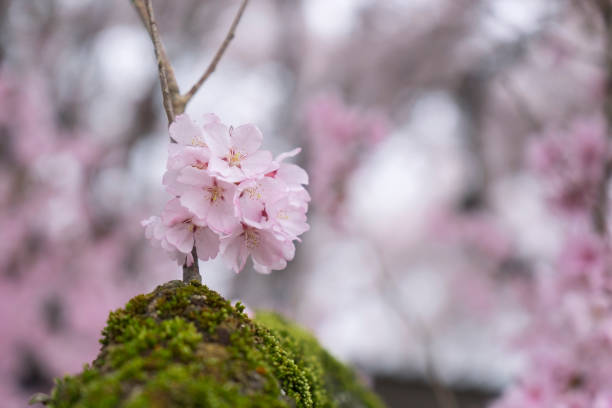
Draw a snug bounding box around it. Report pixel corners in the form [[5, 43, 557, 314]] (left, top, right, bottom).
[[191, 137, 207, 147], [244, 228, 259, 249], [243, 186, 262, 200], [207, 185, 224, 202], [182, 219, 196, 232], [192, 160, 208, 170], [228, 149, 244, 167]]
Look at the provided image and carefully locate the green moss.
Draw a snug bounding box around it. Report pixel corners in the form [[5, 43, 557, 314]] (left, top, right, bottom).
[[45, 280, 385, 408], [255, 313, 385, 408]]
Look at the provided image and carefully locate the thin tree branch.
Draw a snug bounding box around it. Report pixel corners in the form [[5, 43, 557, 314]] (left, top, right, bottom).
[[144, 0, 179, 122], [131, 0, 152, 34], [184, 247, 202, 283], [593, 0, 612, 235], [371, 243, 459, 408], [132, 0, 250, 283], [131, 0, 199, 281], [131, 0, 182, 123], [180, 0, 249, 106]]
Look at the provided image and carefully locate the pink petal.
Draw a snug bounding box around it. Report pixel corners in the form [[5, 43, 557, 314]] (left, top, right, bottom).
[[269, 199, 309, 238], [142, 216, 162, 241], [288, 189, 311, 208], [166, 143, 210, 170], [180, 188, 211, 220], [250, 229, 286, 269], [208, 155, 244, 182], [162, 198, 192, 226], [201, 113, 221, 126], [275, 147, 301, 163], [203, 122, 231, 157], [236, 180, 266, 224], [167, 146, 210, 170], [177, 166, 213, 187], [194, 227, 220, 261], [167, 143, 184, 161], [207, 197, 240, 234], [253, 260, 272, 274], [220, 232, 249, 273], [277, 163, 309, 187], [281, 239, 295, 260], [170, 114, 203, 146], [258, 177, 285, 201], [231, 124, 262, 154], [165, 224, 194, 254], [242, 150, 273, 178]]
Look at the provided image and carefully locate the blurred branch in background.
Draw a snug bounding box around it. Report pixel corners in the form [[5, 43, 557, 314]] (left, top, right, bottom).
[[593, 0, 612, 235], [372, 242, 459, 408]]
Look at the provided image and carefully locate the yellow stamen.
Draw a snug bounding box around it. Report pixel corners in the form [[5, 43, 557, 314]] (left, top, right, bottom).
[[228, 149, 243, 167], [192, 160, 207, 170], [191, 137, 207, 147], [244, 187, 262, 200], [207, 185, 224, 202], [244, 228, 259, 249]]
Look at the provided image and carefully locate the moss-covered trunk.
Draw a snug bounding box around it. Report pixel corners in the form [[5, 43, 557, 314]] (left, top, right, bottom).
[[43, 280, 385, 408]]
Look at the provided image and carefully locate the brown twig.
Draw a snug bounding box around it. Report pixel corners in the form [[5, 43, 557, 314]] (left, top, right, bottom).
[[144, 0, 176, 122], [180, 0, 249, 106], [132, 0, 199, 282], [131, 0, 182, 123], [132, 1, 249, 282]]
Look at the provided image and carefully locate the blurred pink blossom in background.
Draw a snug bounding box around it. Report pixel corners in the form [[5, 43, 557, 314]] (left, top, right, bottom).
[[305, 93, 388, 225]]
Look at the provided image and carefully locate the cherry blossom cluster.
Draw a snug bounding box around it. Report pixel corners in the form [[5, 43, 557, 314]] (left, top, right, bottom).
[[529, 117, 608, 216], [142, 113, 309, 273]]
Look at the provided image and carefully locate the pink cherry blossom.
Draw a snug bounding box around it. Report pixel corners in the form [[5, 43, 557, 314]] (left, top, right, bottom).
[[143, 198, 220, 265], [142, 215, 193, 265], [529, 117, 608, 216], [178, 172, 239, 234], [265, 195, 310, 240], [234, 177, 285, 227], [220, 223, 295, 274], [558, 231, 608, 292], [204, 122, 273, 182], [271, 148, 309, 190], [305, 93, 388, 222], [169, 113, 219, 147]]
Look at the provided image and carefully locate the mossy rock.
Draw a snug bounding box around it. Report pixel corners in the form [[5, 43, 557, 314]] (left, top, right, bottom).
[[42, 280, 385, 408]]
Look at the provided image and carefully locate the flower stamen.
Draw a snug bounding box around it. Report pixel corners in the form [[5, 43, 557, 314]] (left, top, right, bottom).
[[244, 228, 259, 249], [207, 185, 224, 202], [228, 149, 244, 167]]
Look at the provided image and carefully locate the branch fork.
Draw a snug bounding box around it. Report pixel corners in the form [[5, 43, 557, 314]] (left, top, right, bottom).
[[131, 0, 249, 281]]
